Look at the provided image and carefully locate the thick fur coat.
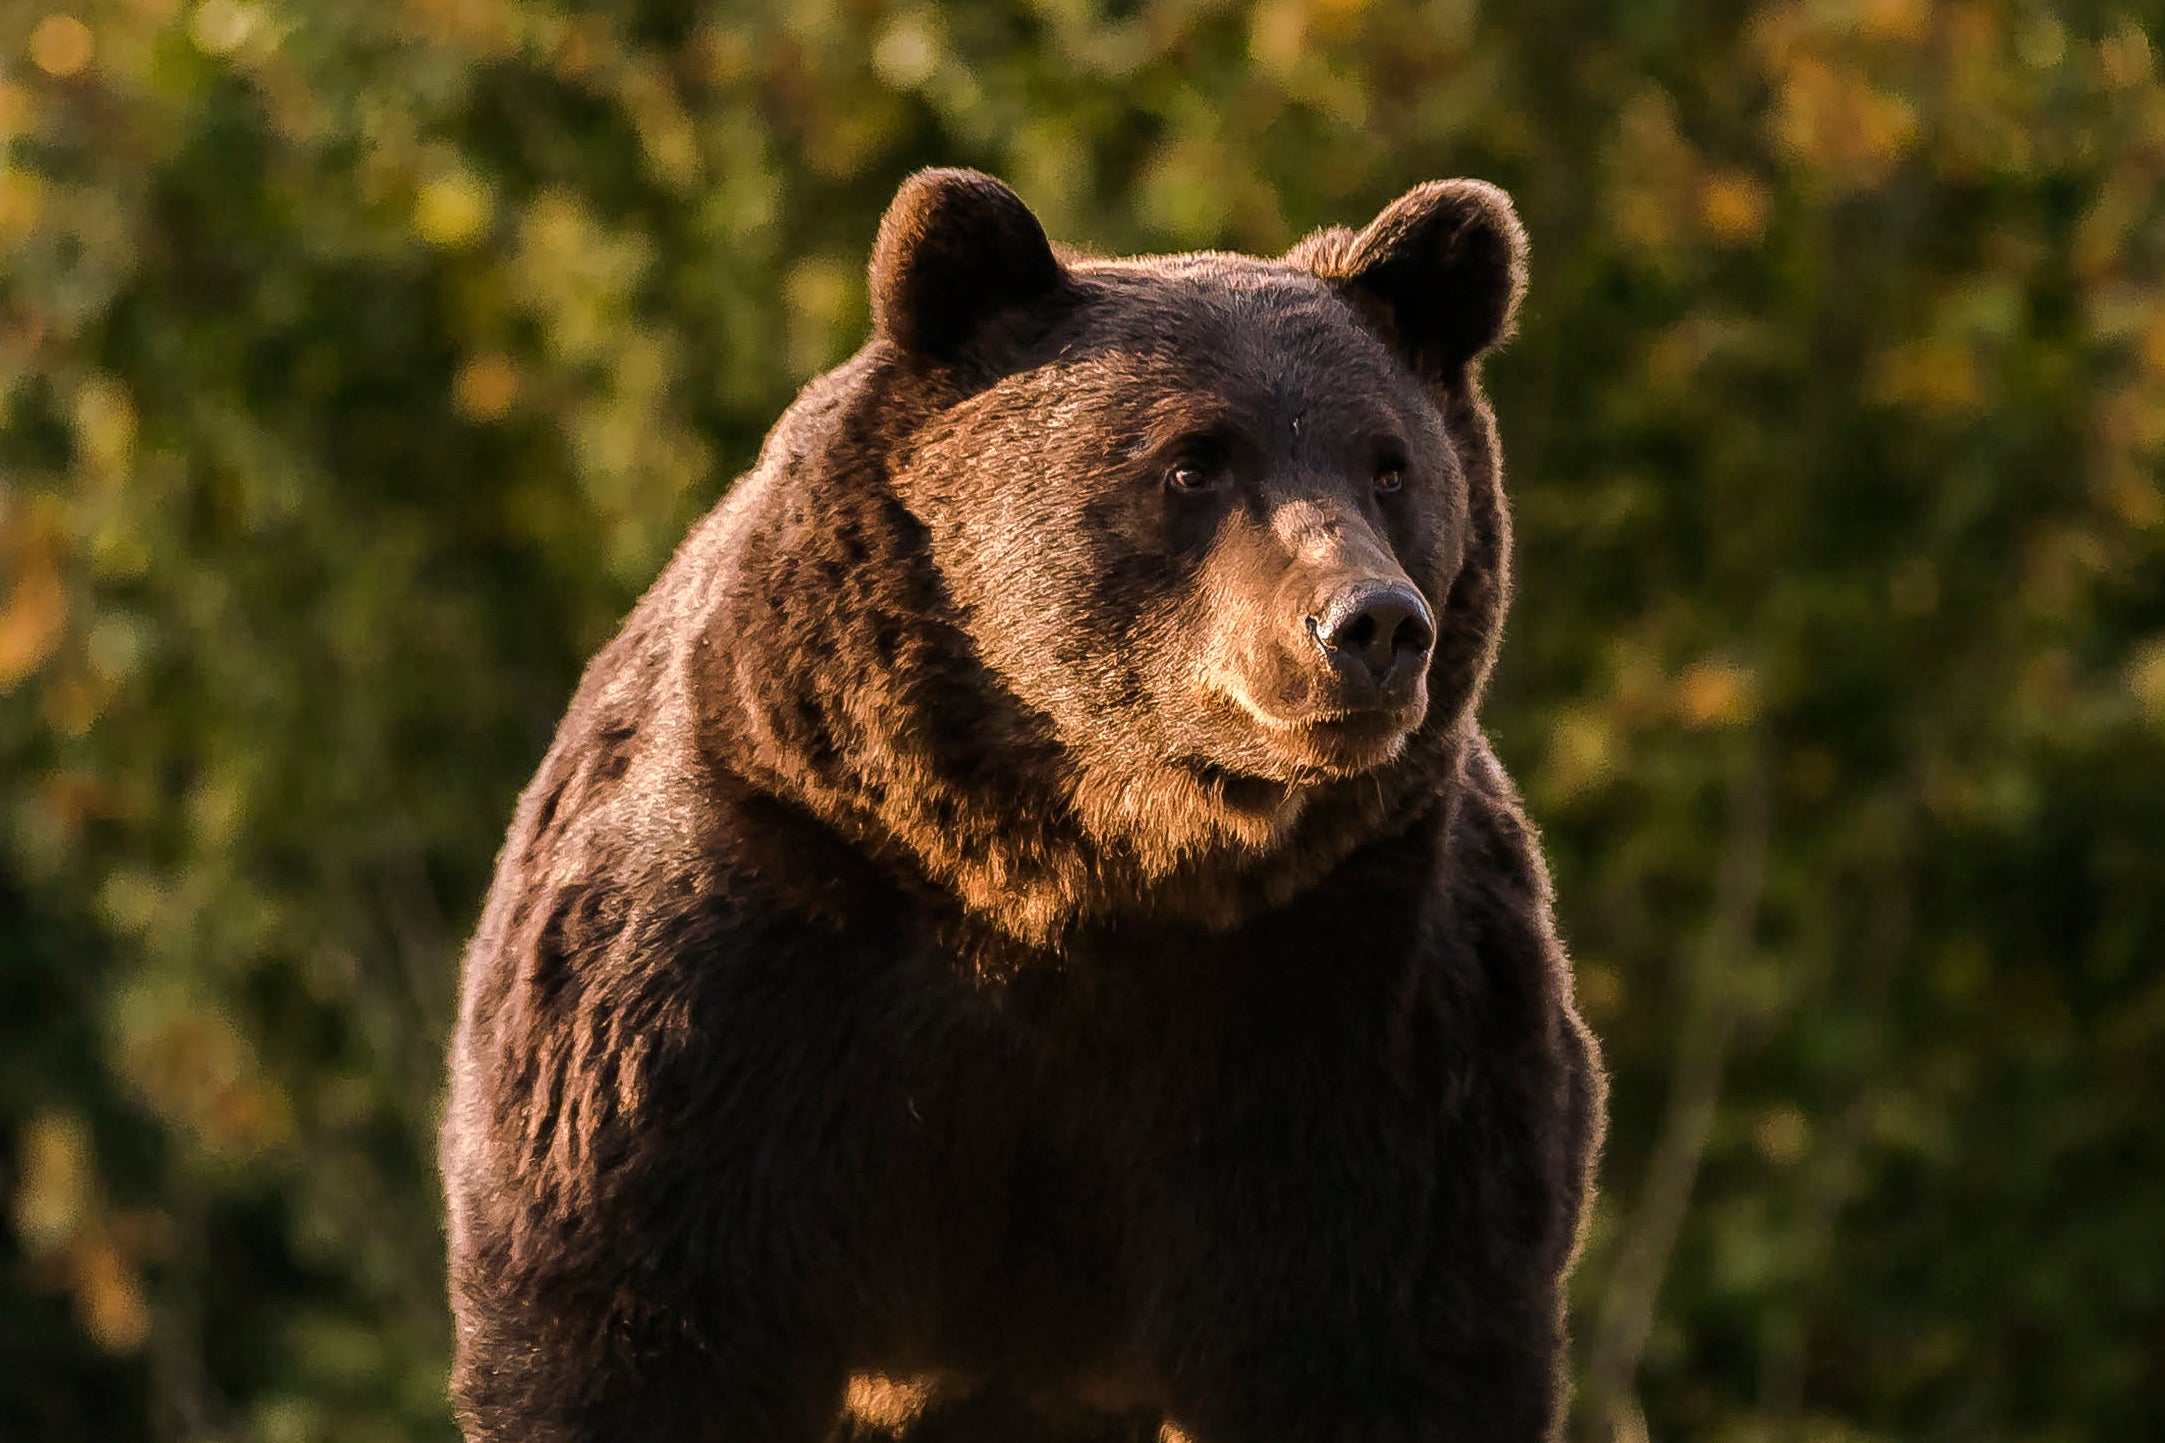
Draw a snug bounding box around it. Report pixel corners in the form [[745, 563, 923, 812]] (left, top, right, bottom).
[[441, 170, 1605, 1443]]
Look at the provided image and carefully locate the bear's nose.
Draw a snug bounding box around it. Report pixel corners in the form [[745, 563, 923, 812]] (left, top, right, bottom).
[[1309, 581, 1435, 692]]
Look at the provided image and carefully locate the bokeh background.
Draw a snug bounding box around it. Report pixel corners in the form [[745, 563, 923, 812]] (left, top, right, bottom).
[[4, 0, 2163, 1439]]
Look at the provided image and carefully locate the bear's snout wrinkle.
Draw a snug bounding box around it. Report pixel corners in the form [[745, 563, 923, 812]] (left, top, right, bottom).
[[1309, 578, 1434, 699]]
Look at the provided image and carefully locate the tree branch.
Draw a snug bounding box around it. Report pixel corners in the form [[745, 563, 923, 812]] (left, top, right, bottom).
[[1582, 734, 1774, 1435]]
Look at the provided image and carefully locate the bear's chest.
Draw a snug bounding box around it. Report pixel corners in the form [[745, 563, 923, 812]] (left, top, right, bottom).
[[877, 924, 1457, 1349]]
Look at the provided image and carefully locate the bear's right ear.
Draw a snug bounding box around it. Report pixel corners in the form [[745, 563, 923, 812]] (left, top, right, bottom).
[[870, 169, 1066, 361]]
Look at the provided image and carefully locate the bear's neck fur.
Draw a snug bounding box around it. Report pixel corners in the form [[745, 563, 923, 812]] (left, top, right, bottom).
[[671, 339, 1517, 950]]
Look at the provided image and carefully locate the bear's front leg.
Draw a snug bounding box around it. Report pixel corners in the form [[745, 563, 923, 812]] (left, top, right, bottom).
[[449, 1250, 849, 1443], [441, 876, 973, 1443], [1132, 919, 1589, 1442], [1151, 1296, 1567, 1443], [1130, 1084, 1577, 1443]]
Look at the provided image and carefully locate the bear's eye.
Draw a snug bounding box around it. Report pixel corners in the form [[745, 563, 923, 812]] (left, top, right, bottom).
[[1374, 461, 1408, 495], [1162, 428, 1233, 494]]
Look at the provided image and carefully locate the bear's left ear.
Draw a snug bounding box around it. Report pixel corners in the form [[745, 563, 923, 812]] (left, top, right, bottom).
[[870, 168, 1068, 361], [1290, 179, 1528, 377]]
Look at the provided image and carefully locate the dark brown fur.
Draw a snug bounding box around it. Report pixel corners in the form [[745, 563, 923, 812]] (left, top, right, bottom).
[[442, 170, 1604, 1443]]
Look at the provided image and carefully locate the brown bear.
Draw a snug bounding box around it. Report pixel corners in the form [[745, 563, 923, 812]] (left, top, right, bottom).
[[441, 169, 1604, 1443]]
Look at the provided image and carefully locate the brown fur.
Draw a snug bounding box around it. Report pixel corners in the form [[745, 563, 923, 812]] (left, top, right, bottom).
[[442, 170, 1603, 1443]]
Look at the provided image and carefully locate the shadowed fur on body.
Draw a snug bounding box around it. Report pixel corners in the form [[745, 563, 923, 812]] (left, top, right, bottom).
[[442, 169, 1605, 1443]]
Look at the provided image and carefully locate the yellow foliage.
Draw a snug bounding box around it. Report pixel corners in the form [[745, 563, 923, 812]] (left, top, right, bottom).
[[1860, 0, 1932, 45], [29, 14, 95, 78], [2100, 464, 2165, 532], [873, 12, 943, 89], [1698, 171, 1770, 244], [11, 1111, 93, 1255], [515, 189, 651, 364], [1753, 1106, 1812, 1166], [414, 169, 495, 249], [1870, 339, 1983, 416], [783, 257, 858, 379], [1608, 89, 1698, 259], [40, 664, 105, 736], [1306, 0, 1372, 46], [9, 1115, 150, 1353], [1676, 658, 1759, 728], [453, 351, 521, 422], [2019, 524, 2110, 624], [1249, 0, 1309, 76], [2141, 312, 2165, 377], [2104, 382, 2165, 454], [403, 0, 520, 59], [548, 14, 606, 81], [114, 999, 296, 1161], [691, 24, 755, 85], [1576, 962, 1623, 1024], [70, 1236, 150, 1352], [2128, 637, 2165, 724], [1643, 317, 1735, 395], [2015, 646, 2076, 725], [0, 80, 29, 136], [2015, 14, 2065, 73], [1139, 136, 1239, 245], [72, 374, 136, 480], [1788, 58, 1920, 182], [2098, 22, 2155, 91], [1606, 640, 1677, 727], [0, 524, 67, 689], [1539, 705, 1620, 802], [624, 62, 702, 189], [190, 0, 262, 56], [2074, 181, 2150, 284], [0, 168, 43, 251]]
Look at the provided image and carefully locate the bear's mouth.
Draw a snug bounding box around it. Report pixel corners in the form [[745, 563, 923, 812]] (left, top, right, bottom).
[[1235, 700, 1423, 775], [1283, 711, 1418, 777], [1185, 760, 1298, 816], [1208, 678, 1423, 754], [1181, 706, 1413, 802]]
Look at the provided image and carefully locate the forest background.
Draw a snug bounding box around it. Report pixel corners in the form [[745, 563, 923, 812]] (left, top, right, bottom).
[[3, 1, 2163, 1439]]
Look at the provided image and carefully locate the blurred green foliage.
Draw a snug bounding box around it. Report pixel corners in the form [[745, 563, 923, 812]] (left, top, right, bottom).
[[3, 0, 2163, 1439]]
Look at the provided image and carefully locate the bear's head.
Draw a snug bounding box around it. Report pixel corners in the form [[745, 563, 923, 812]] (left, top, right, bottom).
[[705, 170, 1526, 944]]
